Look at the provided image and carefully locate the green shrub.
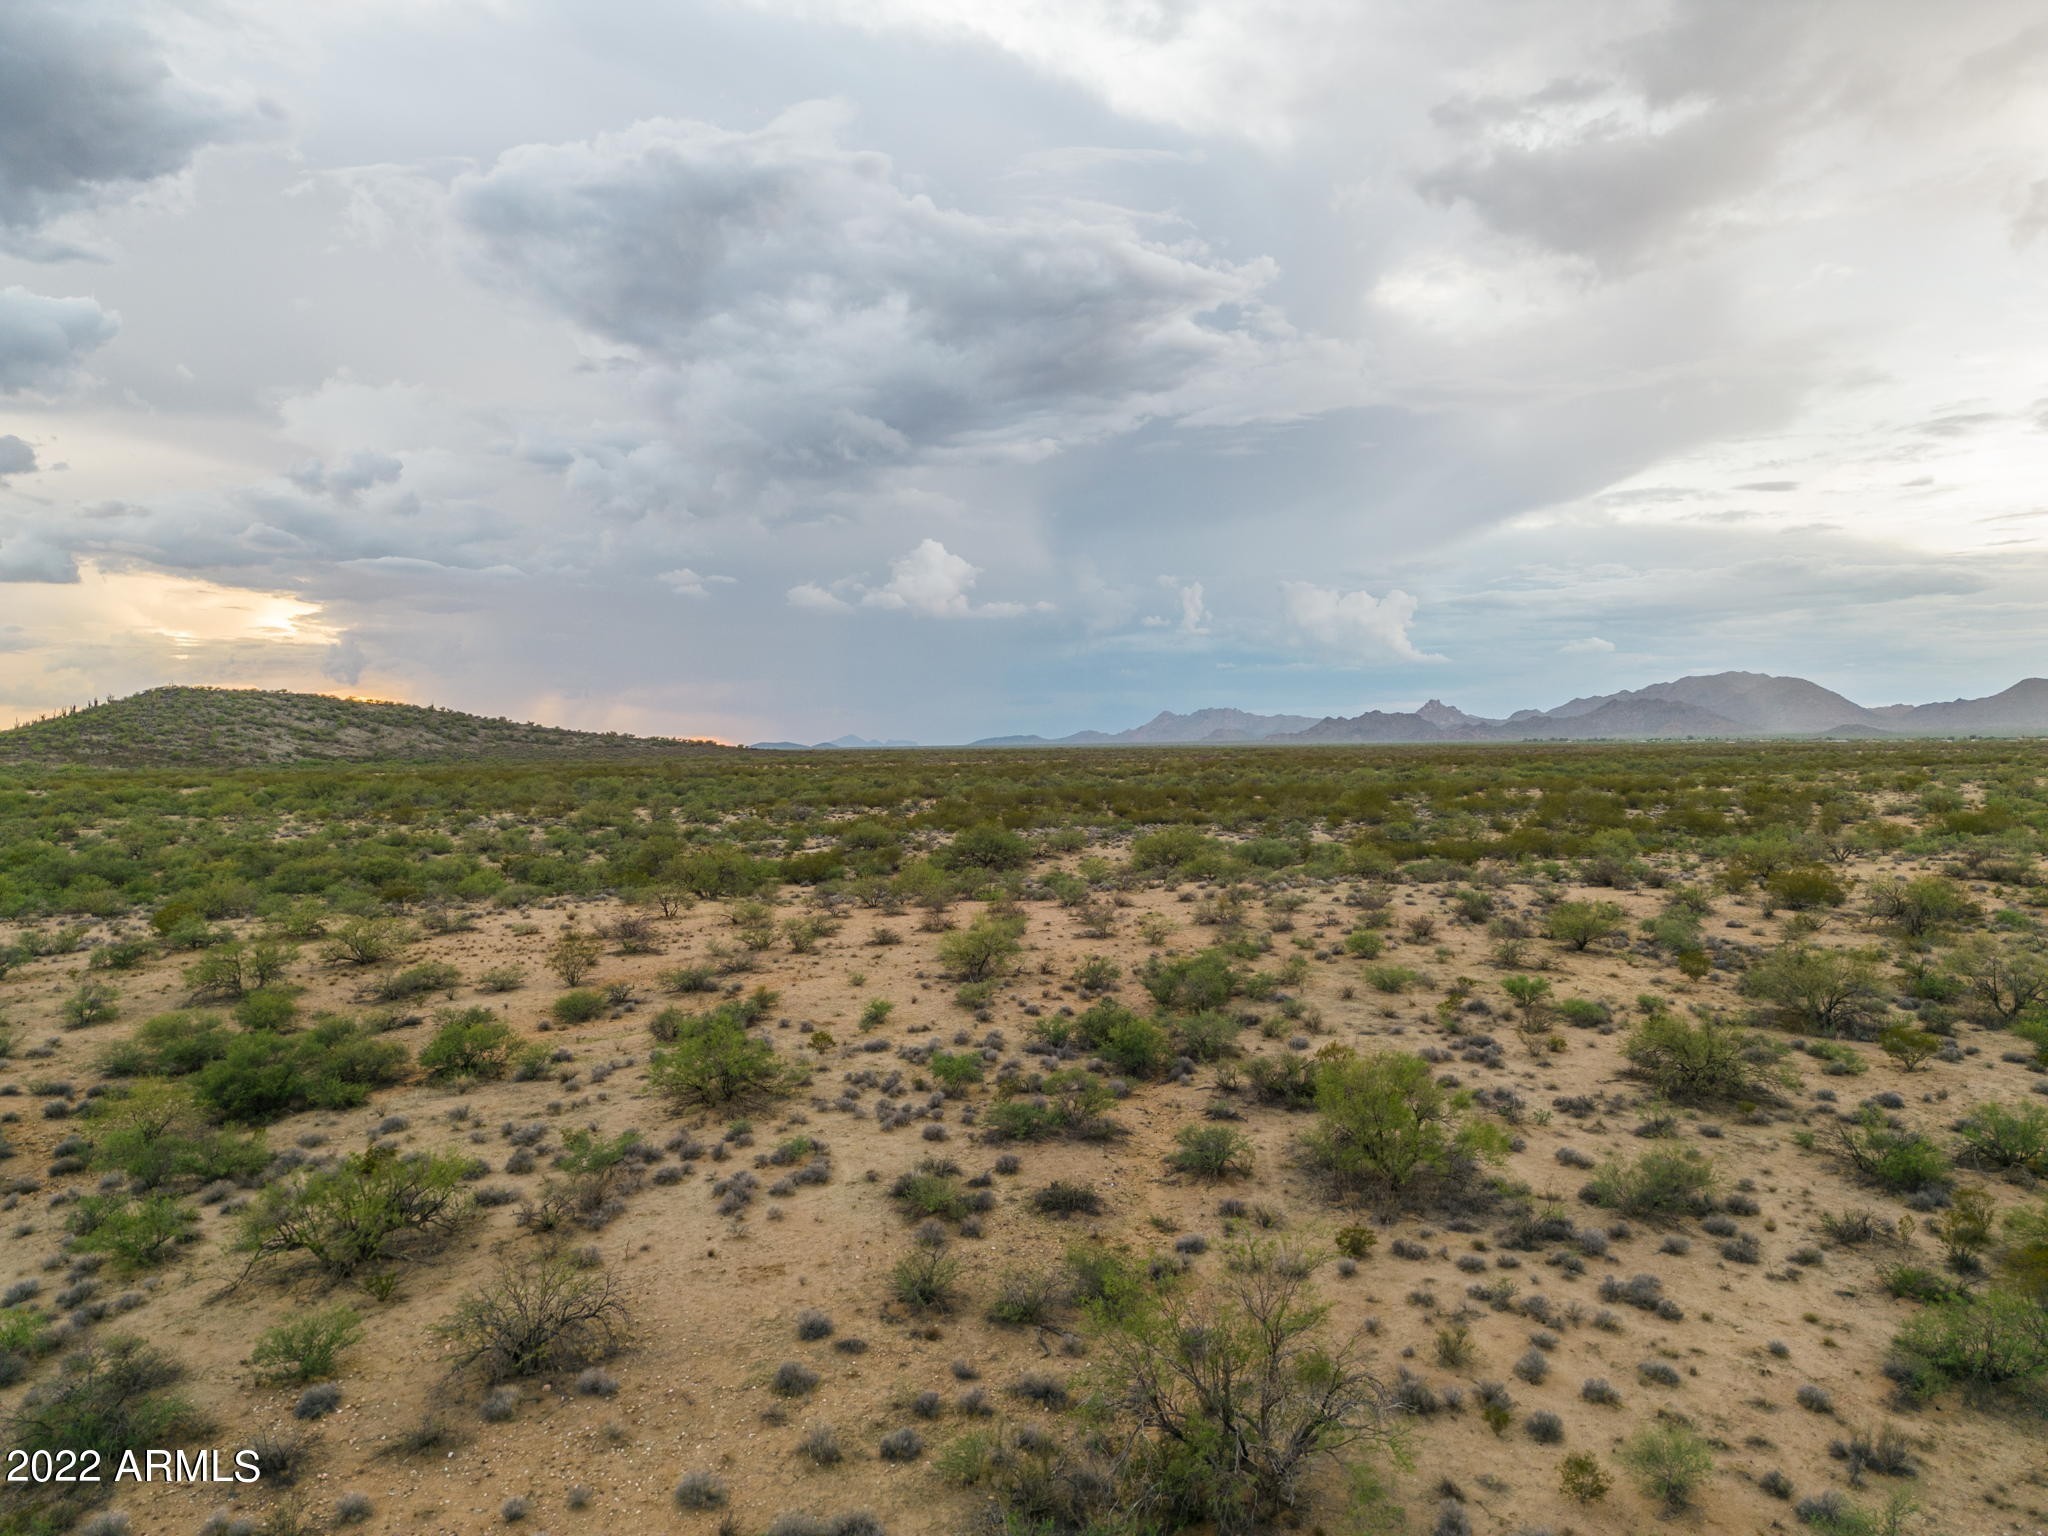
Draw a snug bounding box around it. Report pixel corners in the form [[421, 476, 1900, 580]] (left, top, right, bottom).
[[1832, 1110, 1950, 1193], [1168, 1125, 1254, 1179], [891, 1161, 969, 1221], [1303, 1049, 1509, 1196], [1095, 1246, 1389, 1535], [1741, 945, 1889, 1037], [937, 914, 1026, 982], [1618, 1421, 1714, 1511], [1889, 1288, 2048, 1401], [250, 1305, 363, 1384], [646, 1002, 796, 1110], [1586, 1147, 1717, 1218], [1174, 1009, 1242, 1062], [194, 1018, 408, 1124], [88, 1082, 267, 1189], [983, 1069, 1119, 1142], [550, 988, 607, 1025], [321, 916, 412, 966], [1877, 1022, 1941, 1071], [2, 1338, 208, 1524], [368, 961, 462, 1003], [232, 986, 300, 1031], [61, 979, 121, 1029], [100, 1011, 232, 1077], [237, 1146, 473, 1280], [1362, 964, 1422, 995], [1099, 1013, 1172, 1077], [418, 1007, 516, 1081], [1546, 900, 1626, 951], [941, 825, 1031, 872], [1139, 949, 1240, 1012], [67, 1193, 198, 1274], [1956, 1101, 2048, 1175], [891, 1247, 962, 1313], [1621, 1012, 1789, 1103], [928, 1051, 985, 1091]]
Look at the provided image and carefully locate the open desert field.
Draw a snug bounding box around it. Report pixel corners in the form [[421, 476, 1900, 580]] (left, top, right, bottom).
[[2, 738, 2046, 1536]]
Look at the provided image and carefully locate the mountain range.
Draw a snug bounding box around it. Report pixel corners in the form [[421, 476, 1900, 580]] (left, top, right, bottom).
[[964, 672, 2048, 747]]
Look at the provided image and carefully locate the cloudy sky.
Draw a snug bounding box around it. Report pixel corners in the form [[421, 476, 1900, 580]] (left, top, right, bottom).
[[4, 0, 2048, 743]]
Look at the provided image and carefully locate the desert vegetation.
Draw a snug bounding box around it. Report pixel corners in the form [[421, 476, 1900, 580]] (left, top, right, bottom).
[[1, 731, 2046, 1533]]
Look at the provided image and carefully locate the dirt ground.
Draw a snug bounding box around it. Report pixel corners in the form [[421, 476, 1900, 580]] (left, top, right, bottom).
[[3, 861, 2046, 1536]]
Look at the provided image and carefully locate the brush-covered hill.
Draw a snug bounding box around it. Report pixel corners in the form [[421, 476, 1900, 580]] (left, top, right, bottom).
[[0, 687, 735, 767]]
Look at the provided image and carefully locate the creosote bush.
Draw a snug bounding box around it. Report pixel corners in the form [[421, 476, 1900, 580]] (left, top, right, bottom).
[[440, 1252, 629, 1384]]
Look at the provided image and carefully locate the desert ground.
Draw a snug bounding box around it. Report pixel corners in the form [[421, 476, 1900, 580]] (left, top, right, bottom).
[[3, 806, 2046, 1536]]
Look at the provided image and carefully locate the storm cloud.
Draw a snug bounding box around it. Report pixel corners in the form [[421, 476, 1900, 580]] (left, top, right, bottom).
[[2, 0, 2046, 741]]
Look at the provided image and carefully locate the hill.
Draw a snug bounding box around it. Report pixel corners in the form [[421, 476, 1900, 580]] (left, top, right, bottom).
[[971, 671, 2048, 745], [0, 687, 734, 767]]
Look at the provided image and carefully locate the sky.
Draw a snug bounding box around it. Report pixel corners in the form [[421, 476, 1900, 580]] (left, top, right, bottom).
[[4, 0, 2048, 744]]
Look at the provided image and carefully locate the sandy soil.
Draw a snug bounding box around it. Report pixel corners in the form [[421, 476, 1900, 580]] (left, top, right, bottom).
[[3, 860, 2046, 1536]]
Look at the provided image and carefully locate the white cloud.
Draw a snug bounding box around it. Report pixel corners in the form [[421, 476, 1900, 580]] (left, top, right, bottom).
[[659, 568, 736, 598], [1559, 635, 1616, 654], [1280, 580, 1442, 663], [862, 538, 979, 616], [786, 581, 851, 612]]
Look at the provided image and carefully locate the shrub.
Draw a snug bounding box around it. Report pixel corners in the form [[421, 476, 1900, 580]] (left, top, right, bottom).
[[368, 961, 461, 1003], [194, 1017, 407, 1123], [1586, 1148, 1717, 1219], [1618, 1420, 1714, 1511], [238, 1146, 472, 1280], [928, 1051, 985, 1091], [3, 1337, 208, 1524], [1877, 1024, 1941, 1072], [648, 1002, 797, 1110], [67, 1193, 198, 1274], [322, 916, 412, 966], [1302, 1048, 1510, 1197], [1098, 1246, 1389, 1535], [1031, 1180, 1104, 1218], [88, 1081, 266, 1189], [547, 929, 603, 986], [1888, 1288, 2048, 1400], [1831, 1111, 1949, 1194], [440, 1252, 628, 1383], [987, 1267, 1068, 1327], [98, 1011, 232, 1078], [550, 988, 607, 1025], [1139, 949, 1240, 1012], [419, 1008, 516, 1081], [250, 1306, 363, 1384], [1956, 1102, 2048, 1176], [890, 1248, 962, 1314], [1741, 946, 1889, 1038], [675, 1472, 728, 1510], [879, 1427, 924, 1462], [1168, 1125, 1254, 1180], [294, 1382, 343, 1420], [1559, 1450, 1610, 1502], [62, 979, 122, 1029], [773, 1360, 821, 1397], [937, 915, 1026, 983], [1546, 901, 1626, 951], [1621, 1012, 1789, 1103]]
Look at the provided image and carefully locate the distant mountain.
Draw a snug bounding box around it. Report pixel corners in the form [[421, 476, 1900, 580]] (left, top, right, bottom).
[[969, 672, 2048, 746], [1883, 678, 2048, 733], [970, 707, 1319, 748], [750, 734, 919, 750], [0, 686, 734, 767]]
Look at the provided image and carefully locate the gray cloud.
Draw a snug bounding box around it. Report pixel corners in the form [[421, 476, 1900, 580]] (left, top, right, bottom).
[[0, 0, 261, 258], [0, 286, 120, 392], [0, 435, 36, 476], [453, 104, 1336, 490]]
